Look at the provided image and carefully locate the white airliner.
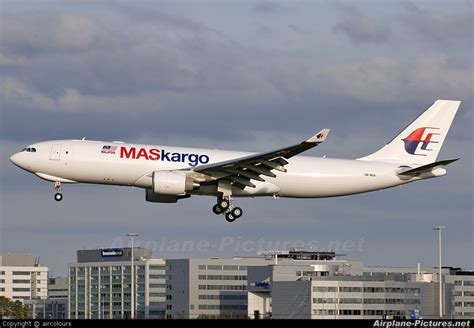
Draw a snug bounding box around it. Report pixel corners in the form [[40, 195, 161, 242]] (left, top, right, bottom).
[[10, 100, 460, 222]]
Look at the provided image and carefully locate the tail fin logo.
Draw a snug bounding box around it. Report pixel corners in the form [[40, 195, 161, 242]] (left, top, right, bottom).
[[402, 127, 440, 156]]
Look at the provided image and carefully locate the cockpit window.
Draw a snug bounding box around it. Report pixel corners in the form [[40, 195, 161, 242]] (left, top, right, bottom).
[[23, 147, 37, 152], [21, 148, 27, 152], [31, 148, 36, 152]]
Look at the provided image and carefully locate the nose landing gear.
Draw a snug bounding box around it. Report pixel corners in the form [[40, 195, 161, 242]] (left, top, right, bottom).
[[54, 182, 63, 202], [212, 196, 243, 222]]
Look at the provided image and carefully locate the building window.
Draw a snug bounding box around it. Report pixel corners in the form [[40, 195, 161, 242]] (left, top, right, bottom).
[[363, 298, 385, 304], [199, 294, 247, 300], [313, 286, 337, 293], [198, 285, 246, 291], [339, 287, 362, 293], [313, 298, 336, 304], [198, 304, 247, 311], [339, 309, 361, 316], [385, 287, 404, 293], [406, 288, 420, 294], [198, 265, 206, 270], [149, 274, 166, 279], [363, 287, 384, 293], [339, 298, 363, 304], [12, 280, 30, 284], [207, 265, 222, 270], [12, 288, 30, 292], [12, 272, 30, 276], [313, 309, 336, 316]]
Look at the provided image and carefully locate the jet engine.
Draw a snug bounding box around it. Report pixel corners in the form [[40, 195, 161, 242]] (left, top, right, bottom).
[[152, 171, 198, 195]]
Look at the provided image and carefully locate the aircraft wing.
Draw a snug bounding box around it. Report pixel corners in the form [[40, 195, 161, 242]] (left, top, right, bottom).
[[185, 129, 330, 189]]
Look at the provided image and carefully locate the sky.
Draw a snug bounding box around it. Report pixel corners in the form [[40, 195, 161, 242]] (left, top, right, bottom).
[[0, 0, 472, 277]]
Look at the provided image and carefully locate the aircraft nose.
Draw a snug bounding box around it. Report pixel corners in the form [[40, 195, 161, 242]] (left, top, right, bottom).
[[10, 152, 22, 168]]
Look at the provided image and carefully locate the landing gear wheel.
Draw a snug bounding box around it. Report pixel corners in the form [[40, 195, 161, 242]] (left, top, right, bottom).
[[212, 204, 223, 215], [54, 193, 63, 202], [231, 207, 243, 219], [225, 212, 236, 222], [218, 199, 230, 210]]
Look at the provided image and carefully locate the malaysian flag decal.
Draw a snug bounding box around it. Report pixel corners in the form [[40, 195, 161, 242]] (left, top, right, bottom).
[[101, 145, 117, 154]]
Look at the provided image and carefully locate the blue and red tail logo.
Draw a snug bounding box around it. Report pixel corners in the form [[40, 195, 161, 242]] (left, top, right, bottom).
[[402, 127, 440, 156]]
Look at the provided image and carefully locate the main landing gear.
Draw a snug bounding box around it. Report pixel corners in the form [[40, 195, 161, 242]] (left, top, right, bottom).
[[212, 197, 243, 223], [54, 182, 63, 202]]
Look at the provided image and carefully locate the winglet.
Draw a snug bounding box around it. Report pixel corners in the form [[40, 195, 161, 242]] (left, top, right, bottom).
[[306, 129, 330, 143]]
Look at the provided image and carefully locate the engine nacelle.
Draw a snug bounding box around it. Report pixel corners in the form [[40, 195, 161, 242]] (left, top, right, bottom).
[[152, 171, 197, 195], [145, 189, 191, 203]]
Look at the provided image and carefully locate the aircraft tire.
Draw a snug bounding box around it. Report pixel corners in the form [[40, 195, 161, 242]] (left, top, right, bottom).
[[212, 204, 223, 215]]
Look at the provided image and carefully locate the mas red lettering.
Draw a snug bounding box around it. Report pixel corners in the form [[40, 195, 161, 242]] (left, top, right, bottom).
[[136, 148, 149, 160], [120, 147, 136, 159], [149, 148, 160, 161]]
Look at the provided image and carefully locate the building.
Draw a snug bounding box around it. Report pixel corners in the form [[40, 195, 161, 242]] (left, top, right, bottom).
[[25, 277, 69, 319], [165, 257, 274, 319], [165, 251, 340, 319], [247, 260, 470, 319], [445, 269, 474, 319], [68, 248, 166, 319], [48, 277, 68, 299], [0, 253, 48, 301]]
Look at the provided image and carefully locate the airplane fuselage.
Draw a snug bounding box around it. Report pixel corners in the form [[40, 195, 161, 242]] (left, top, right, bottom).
[[10, 139, 435, 198]]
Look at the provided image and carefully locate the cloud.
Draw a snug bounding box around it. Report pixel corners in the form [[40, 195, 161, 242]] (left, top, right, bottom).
[[253, 1, 281, 14], [401, 2, 473, 45], [1, 12, 113, 56], [288, 24, 307, 34], [333, 6, 391, 45], [311, 53, 472, 103]]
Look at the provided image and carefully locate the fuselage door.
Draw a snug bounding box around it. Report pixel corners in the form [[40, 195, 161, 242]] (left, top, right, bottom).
[[50, 144, 61, 160]]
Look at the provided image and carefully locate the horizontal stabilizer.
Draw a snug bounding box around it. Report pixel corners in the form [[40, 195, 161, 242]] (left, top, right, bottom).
[[397, 158, 459, 176]]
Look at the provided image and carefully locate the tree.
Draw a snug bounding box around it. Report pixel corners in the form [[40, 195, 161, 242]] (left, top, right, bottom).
[[0, 296, 30, 319]]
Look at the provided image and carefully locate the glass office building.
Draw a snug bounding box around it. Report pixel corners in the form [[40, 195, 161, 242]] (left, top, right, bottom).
[[68, 247, 166, 319]]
